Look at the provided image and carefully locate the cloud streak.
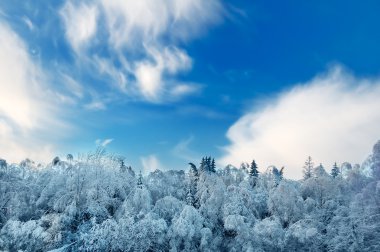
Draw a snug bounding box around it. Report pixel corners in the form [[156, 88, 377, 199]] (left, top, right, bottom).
[[141, 154, 164, 174], [95, 138, 114, 147], [172, 135, 200, 161], [60, 0, 222, 103], [60, 1, 98, 53], [220, 66, 380, 179], [0, 21, 68, 163]]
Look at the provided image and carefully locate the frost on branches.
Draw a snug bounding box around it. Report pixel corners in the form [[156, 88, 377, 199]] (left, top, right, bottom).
[[1, 142, 380, 251]]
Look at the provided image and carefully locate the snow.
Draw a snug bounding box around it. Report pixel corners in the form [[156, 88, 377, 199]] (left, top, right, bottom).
[[0, 148, 380, 251]]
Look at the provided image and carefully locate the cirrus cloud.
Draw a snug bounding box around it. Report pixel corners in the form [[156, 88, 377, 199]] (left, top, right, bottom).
[[59, 0, 222, 103], [220, 66, 380, 179]]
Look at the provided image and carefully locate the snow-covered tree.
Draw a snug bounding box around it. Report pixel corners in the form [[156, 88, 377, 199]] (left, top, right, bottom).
[[187, 163, 198, 208], [137, 171, 143, 189], [66, 154, 73, 163], [249, 160, 259, 178], [331, 162, 340, 178], [303, 156, 314, 180], [0, 159, 7, 174], [168, 205, 204, 251], [0, 141, 380, 251]]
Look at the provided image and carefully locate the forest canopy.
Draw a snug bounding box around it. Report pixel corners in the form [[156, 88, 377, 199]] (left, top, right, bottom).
[[1, 141, 380, 251]]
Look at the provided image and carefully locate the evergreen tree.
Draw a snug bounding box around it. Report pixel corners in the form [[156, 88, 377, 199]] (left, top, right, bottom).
[[240, 162, 249, 173], [314, 163, 328, 178], [137, 171, 143, 189], [52, 156, 60, 166], [189, 163, 198, 176], [272, 166, 284, 186], [127, 166, 135, 176], [186, 187, 195, 206], [199, 156, 216, 173], [206, 157, 211, 172], [66, 154, 73, 163], [0, 158, 7, 174], [188, 163, 198, 207], [210, 158, 216, 173], [279, 167, 284, 179], [303, 156, 314, 180], [119, 158, 126, 173], [331, 162, 340, 178], [200, 157, 206, 172], [249, 160, 259, 178]]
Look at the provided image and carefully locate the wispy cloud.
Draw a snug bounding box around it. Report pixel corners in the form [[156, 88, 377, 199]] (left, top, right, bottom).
[[99, 0, 222, 49], [60, 1, 98, 53], [59, 0, 223, 103], [22, 16, 34, 31], [220, 66, 380, 179], [95, 138, 114, 147], [172, 135, 199, 161], [84, 101, 106, 111], [140, 154, 164, 174], [169, 83, 202, 99], [0, 21, 69, 163], [134, 46, 192, 102], [61, 74, 84, 99]]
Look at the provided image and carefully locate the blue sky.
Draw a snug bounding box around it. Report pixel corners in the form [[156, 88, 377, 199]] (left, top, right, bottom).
[[1, 0, 380, 178]]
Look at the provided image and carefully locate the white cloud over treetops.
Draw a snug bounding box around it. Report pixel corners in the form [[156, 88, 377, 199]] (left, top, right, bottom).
[[141, 154, 164, 175], [60, 0, 222, 103], [0, 21, 69, 163], [95, 138, 114, 147], [220, 66, 380, 179]]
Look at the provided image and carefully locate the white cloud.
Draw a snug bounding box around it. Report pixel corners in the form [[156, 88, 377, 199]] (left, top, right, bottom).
[[99, 0, 222, 49], [84, 100, 106, 111], [0, 24, 44, 130], [59, 0, 222, 103], [60, 1, 98, 53], [169, 83, 201, 98], [172, 135, 199, 161], [140, 154, 164, 174], [134, 46, 192, 102], [93, 56, 129, 93], [0, 21, 68, 163], [220, 66, 380, 179], [62, 74, 84, 98], [22, 16, 34, 31], [135, 60, 163, 101], [95, 138, 114, 147]]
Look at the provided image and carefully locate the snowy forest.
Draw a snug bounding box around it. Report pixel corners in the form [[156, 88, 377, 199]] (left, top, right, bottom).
[[0, 141, 379, 252]]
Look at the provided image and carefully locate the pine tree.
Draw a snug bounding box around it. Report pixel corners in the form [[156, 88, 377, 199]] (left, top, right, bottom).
[[119, 158, 126, 173], [188, 163, 199, 207], [52, 156, 60, 166], [199, 156, 216, 173], [206, 157, 211, 172], [210, 158, 216, 173], [200, 157, 206, 172], [272, 166, 284, 186], [137, 171, 143, 189], [127, 166, 135, 176], [279, 167, 284, 179], [186, 187, 195, 206], [66, 154, 73, 163], [331, 162, 340, 178], [249, 160, 259, 178], [189, 162, 198, 176], [303, 156, 314, 180], [0, 158, 7, 174]]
